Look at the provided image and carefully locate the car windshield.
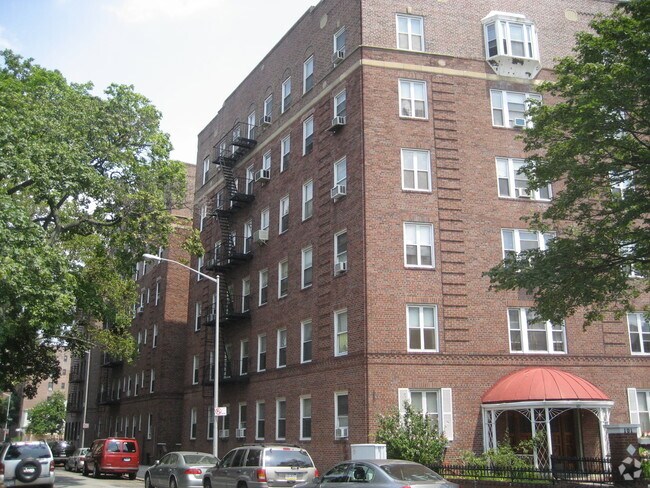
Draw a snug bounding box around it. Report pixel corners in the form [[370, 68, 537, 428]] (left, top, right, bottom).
[[5, 444, 50, 460], [185, 454, 218, 465], [380, 463, 445, 482], [265, 450, 313, 467]]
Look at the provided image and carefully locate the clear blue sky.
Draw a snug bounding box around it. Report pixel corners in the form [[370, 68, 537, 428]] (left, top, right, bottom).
[[0, 0, 315, 164]]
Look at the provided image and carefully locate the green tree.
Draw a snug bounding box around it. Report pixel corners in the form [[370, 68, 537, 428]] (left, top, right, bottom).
[[485, 1, 650, 326], [375, 402, 448, 465], [25, 392, 66, 437], [0, 50, 188, 396]]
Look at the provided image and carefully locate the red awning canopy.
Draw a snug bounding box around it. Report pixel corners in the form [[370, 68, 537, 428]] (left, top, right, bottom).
[[481, 367, 610, 404]]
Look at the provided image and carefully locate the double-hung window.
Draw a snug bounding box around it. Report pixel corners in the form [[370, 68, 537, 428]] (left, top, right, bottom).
[[247, 111, 256, 140], [508, 308, 566, 354], [490, 90, 541, 128], [194, 302, 202, 332], [260, 208, 270, 233], [262, 150, 271, 176], [399, 80, 427, 119], [199, 204, 208, 232], [263, 95, 272, 124], [278, 259, 288, 298], [279, 196, 289, 234], [256, 401, 265, 440], [282, 77, 291, 113], [202, 157, 210, 185], [334, 309, 348, 356], [300, 396, 312, 440], [334, 231, 348, 272], [333, 27, 346, 58], [277, 328, 287, 368], [281, 135, 290, 172], [242, 277, 251, 313], [501, 228, 555, 259], [259, 269, 268, 306], [401, 149, 431, 191], [244, 220, 253, 254], [404, 222, 434, 268], [334, 157, 347, 190], [396, 14, 424, 51], [303, 55, 314, 93], [302, 180, 314, 220], [334, 90, 346, 118], [335, 392, 349, 438], [303, 116, 314, 155], [407, 305, 438, 352], [627, 313, 650, 355], [192, 355, 199, 385], [240, 340, 249, 375], [276, 399, 286, 440], [301, 320, 312, 363], [190, 408, 197, 439], [628, 389, 650, 436], [246, 165, 255, 195], [258, 334, 267, 371], [496, 157, 551, 200], [398, 388, 454, 440], [302, 247, 313, 288]]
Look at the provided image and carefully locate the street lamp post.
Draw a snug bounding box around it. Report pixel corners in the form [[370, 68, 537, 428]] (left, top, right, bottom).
[[142, 253, 220, 458], [2, 392, 11, 441]]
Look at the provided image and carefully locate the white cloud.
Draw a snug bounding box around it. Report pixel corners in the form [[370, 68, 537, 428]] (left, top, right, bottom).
[[107, 0, 217, 23]]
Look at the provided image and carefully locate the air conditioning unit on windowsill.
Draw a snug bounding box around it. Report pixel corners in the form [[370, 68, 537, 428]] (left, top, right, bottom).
[[329, 116, 346, 132], [334, 261, 348, 275], [335, 427, 348, 438], [235, 428, 246, 438], [218, 429, 229, 439], [512, 118, 526, 128], [332, 49, 345, 65], [331, 185, 346, 200], [253, 229, 269, 244], [515, 187, 532, 198], [254, 169, 270, 183]]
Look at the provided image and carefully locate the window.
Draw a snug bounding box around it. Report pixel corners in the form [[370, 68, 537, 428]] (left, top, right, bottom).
[[244, 220, 253, 254], [333, 27, 346, 57], [262, 150, 271, 174], [335, 309, 348, 356], [256, 401, 265, 440], [155, 281, 160, 305], [399, 79, 427, 118], [259, 269, 268, 306], [261, 208, 270, 232], [264, 95, 272, 123], [334, 90, 346, 118], [276, 399, 286, 440], [219, 405, 230, 438], [334, 231, 348, 272], [404, 222, 434, 268], [300, 396, 312, 439], [508, 308, 566, 353], [628, 388, 650, 436], [207, 408, 214, 440], [334, 157, 347, 189], [281, 135, 290, 172], [398, 388, 454, 440], [490, 90, 541, 128], [407, 305, 438, 352], [303, 116, 314, 155], [278, 259, 288, 298], [192, 355, 200, 384], [303, 55, 314, 93], [282, 77, 291, 113], [208, 351, 215, 382], [153, 324, 158, 348], [247, 111, 256, 139], [628, 313, 650, 355], [258, 334, 267, 372], [496, 157, 551, 200], [202, 157, 210, 185], [402, 149, 431, 191], [240, 340, 249, 375], [238, 403, 247, 433], [194, 302, 202, 332], [335, 392, 349, 438], [302, 180, 314, 220], [277, 328, 287, 368], [301, 320, 312, 363], [196, 256, 204, 281], [396, 14, 424, 51], [147, 414, 153, 439], [150, 369, 155, 393], [501, 229, 555, 259], [279, 196, 289, 234], [242, 277, 251, 312], [302, 247, 313, 288], [199, 204, 208, 231], [483, 14, 538, 60], [223, 344, 233, 379], [246, 165, 255, 195]]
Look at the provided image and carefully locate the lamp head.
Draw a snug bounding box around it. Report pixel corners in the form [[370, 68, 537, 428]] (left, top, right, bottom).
[[142, 253, 161, 261]]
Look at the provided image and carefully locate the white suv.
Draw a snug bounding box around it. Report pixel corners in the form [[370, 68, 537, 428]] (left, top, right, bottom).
[[0, 441, 55, 487]]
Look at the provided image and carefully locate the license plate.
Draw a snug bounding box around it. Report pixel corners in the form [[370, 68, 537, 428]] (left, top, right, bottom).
[[123, 457, 131, 462], [286, 476, 296, 481]]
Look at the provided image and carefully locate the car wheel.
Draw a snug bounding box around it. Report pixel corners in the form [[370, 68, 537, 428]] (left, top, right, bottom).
[[129, 472, 137, 480], [145, 474, 154, 488], [170, 477, 178, 488], [93, 464, 101, 478], [83, 464, 89, 476], [204, 478, 212, 488], [15, 458, 42, 483]]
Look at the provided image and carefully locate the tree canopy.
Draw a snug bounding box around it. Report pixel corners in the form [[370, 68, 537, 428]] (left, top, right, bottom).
[[0, 50, 188, 396], [25, 391, 66, 437], [485, 1, 650, 326]]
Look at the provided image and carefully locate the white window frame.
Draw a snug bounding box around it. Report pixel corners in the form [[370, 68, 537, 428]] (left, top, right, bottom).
[[192, 355, 199, 385], [399, 79, 428, 119], [401, 149, 431, 192], [149, 369, 155, 393], [238, 402, 247, 432], [202, 157, 210, 185], [334, 27, 346, 55], [334, 309, 348, 357], [490, 89, 542, 128], [246, 165, 255, 195], [279, 196, 289, 234], [301, 246, 313, 289], [278, 259, 289, 298], [276, 398, 286, 440], [264, 95, 273, 122], [247, 111, 256, 139], [396, 14, 424, 51], [282, 77, 291, 113], [483, 14, 539, 60], [244, 220, 253, 254], [496, 157, 552, 200], [207, 408, 215, 440], [153, 324, 158, 348], [302, 180, 314, 221], [335, 391, 349, 438], [258, 334, 267, 372], [200, 204, 208, 232], [303, 55, 314, 94], [507, 308, 567, 354], [280, 135, 290, 172], [334, 230, 348, 271], [262, 150, 271, 173], [303, 116, 314, 155], [240, 339, 249, 376], [261, 208, 270, 232], [627, 313, 650, 355], [277, 328, 287, 368], [155, 281, 160, 305], [501, 228, 555, 259], [194, 302, 202, 332], [398, 387, 454, 440], [300, 395, 312, 440], [242, 277, 251, 313], [334, 157, 347, 188], [256, 401, 265, 440], [628, 388, 650, 437], [404, 222, 435, 268], [301, 319, 312, 363], [259, 269, 268, 306], [334, 89, 346, 118], [407, 304, 439, 352]]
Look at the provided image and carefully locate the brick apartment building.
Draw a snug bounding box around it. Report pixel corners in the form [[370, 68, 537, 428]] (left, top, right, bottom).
[[75, 0, 649, 472]]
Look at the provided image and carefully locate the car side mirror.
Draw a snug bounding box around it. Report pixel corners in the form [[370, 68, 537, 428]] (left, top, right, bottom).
[[155, 460, 161, 465]]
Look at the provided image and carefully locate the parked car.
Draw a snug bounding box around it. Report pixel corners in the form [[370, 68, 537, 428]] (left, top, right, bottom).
[[0, 440, 55, 487], [203, 445, 318, 488], [83, 437, 140, 479], [295, 459, 458, 488], [64, 447, 89, 472], [48, 440, 76, 466], [145, 451, 218, 488]]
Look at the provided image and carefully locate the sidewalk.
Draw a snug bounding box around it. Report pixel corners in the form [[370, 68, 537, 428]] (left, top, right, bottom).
[[137, 465, 151, 480]]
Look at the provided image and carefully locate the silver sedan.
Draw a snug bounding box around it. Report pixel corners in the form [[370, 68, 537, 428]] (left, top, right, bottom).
[[296, 459, 458, 488], [145, 451, 218, 488]]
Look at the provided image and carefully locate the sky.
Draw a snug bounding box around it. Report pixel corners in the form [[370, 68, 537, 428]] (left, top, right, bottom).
[[0, 0, 316, 165]]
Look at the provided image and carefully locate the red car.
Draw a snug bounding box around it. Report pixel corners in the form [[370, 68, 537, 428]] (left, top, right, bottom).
[[83, 437, 140, 479]]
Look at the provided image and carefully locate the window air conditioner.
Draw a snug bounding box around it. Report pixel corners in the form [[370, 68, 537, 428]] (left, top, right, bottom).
[[332, 49, 345, 65], [254, 169, 270, 183], [331, 185, 347, 200], [235, 428, 246, 438], [330, 116, 347, 131], [262, 115, 272, 125], [137, 306, 144, 314], [218, 429, 229, 439], [334, 261, 348, 274], [253, 229, 269, 244], [206, 313, 217, 324], [512, 118, 526, 128], [335, 427, 348, 438], [515, 187, 532, 198]]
